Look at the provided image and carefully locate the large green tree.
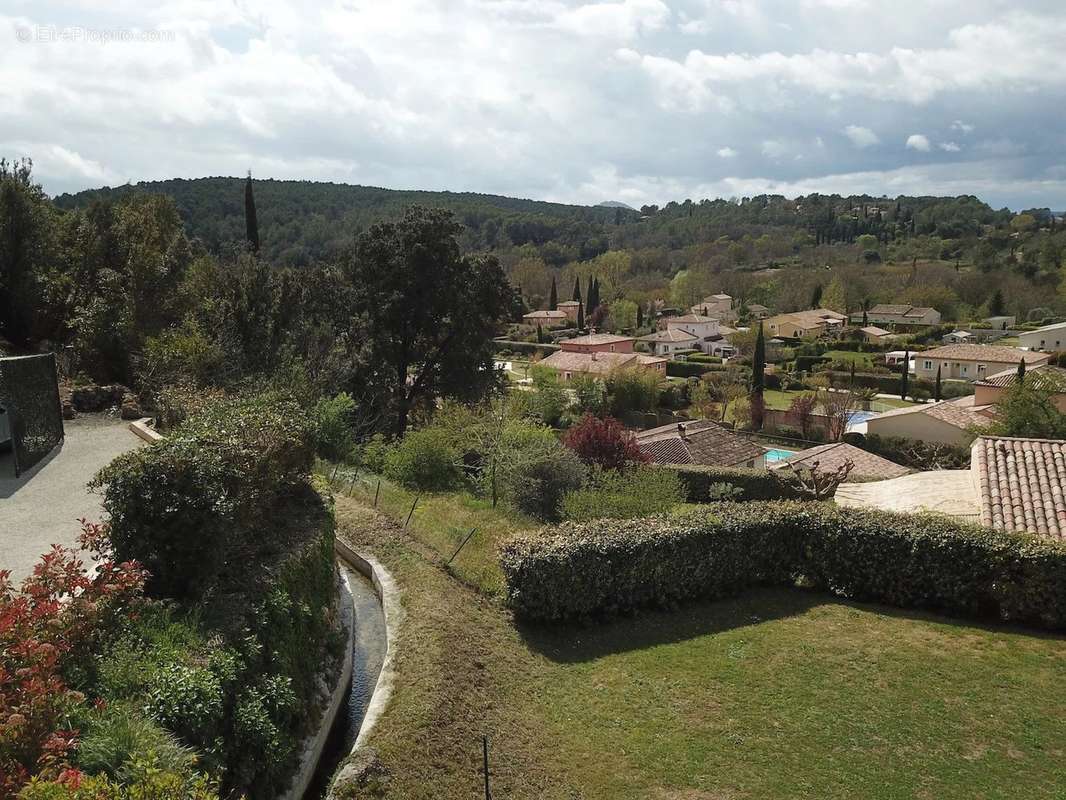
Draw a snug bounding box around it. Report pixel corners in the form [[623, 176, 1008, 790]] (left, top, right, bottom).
[[0, 159, 54, 345], [344, 207, 514, 434]]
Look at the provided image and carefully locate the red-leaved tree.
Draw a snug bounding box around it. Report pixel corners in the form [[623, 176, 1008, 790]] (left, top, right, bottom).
[[563, 413, 649, 471], [0, 521, 146, 798]]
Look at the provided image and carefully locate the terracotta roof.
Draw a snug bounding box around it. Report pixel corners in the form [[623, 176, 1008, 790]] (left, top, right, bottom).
[[918, 344, 1049, 364], [972, 436, 1066, 539], [638, 328, 698, 343], [772, 442, 910, 480], [635, 420, 766, 468], [976, 364, 1066, 391], [903, 307, 937, 318], [560, 333, 635, 346], [540, 350, 665, 375], [860, 326, 892, 337]]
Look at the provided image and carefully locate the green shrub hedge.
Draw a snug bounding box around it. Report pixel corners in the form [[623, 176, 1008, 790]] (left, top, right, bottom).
[[824, 370, 973, 398], [659, 464, 806, 501], [492, 339, 561, 357], [500, 502, 1066, 628], [666, 361, 720, 378]]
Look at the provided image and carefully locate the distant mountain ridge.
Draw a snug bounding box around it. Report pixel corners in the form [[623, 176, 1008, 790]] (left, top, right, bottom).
[[597, 200, 637, 210]]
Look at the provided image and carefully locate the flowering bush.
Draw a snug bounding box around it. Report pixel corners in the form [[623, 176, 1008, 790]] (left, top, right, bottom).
[[0, 521, 146, 799], [563, 414, 648, 471]]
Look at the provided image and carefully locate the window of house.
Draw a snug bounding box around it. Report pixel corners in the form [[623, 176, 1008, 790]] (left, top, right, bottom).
[[977, 364, 986, 374], [564, 372, 571, 380], [1041, 340, 1046, 347], [923, 360, 932, 369], [961, 365, 968, 375], [610, 345, 615, 352]]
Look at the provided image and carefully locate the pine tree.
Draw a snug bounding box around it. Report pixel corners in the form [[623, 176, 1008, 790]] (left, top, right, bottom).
[[549, 276, 558, 311], [901, 350, 910, 401], [934, 365, 942, 401], [244, 171, 260, 253], [572, 276, 581, 303]]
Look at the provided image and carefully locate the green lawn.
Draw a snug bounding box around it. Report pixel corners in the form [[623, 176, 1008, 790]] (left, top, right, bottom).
[[824, 349, 876, 366], [334, 498, 1066, 800]]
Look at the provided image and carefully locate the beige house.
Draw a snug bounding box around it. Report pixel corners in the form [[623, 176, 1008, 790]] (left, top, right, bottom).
[[690, 293, 737, 322], [638, 328, 699, 357], [913, 344, 1049, 382], [863, 398, 993, 447], [974, 365, 1066, 412], [1017, 321, 1066, 352], [522, 309, 569, 326], [859, 325, 892, 343], [557, 300, 582, 323], [538, 350, 667, 381], [559, 333, 635, 354], [849, 304, 941, 327], [746, 304, 770, 320], [764, 309, 847, 339]]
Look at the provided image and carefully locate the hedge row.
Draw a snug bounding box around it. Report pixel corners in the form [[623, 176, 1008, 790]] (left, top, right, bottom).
[[666, 361, 725, 378], [493, 339, 562, 357], [500, 502, 1066, 628], [659, 464, 806, 501], [824, 370, 974, 398]]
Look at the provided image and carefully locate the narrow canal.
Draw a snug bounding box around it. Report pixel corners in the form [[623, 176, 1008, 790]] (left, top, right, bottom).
[[304, 566, 388, 799]]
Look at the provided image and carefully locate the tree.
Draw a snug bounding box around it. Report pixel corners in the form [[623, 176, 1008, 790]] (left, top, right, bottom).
[[934, 365, 942, 401], [636, 302, 644, 329], [606, 298, 637, 332], [989, 289, 1006, 317], [810, 284, 823, 309], [606, 366, 661, 415], [536, 323, 544, 343], [572, 275, 581, 302], [900, 350, 910, 401], [577, 298, 585, 329], [821, 277, 846, 313], [0, 158, 54, 346], [820, 385, 860, 441], [244, 172, 259, 253], [751, 322, 766, 429], [563, 413, 648, 471], [788, 392, 818, 439], [344, 207, 514, 435], [988, 381, 1066, 439], [772, 458, 855, 499], [1017, 358, 1026, 383], [548, 275, 558, 310]]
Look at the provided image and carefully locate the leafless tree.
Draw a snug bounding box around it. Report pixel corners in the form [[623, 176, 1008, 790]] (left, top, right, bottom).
[[772, 458, 855, 500]]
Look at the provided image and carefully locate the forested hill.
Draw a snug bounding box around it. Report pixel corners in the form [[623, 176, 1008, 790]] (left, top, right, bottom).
[[53, 177, 628, 266], [54, 177, 1035, 271]]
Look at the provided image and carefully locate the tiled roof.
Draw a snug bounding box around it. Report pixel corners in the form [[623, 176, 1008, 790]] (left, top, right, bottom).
[[772, 442, 910, 480], [866, 399, 990, 431], [860, 326, 891, 337], [1027, 320, 1066, 335], [560, 333, 635, 346], [635, 420, 766, 468], [903, 306, 937, 318], [976, 364, 1066, 391], [638, 328, 698, 343], [869, 304, 913, 314], [972, 436, 1066, 539], [539, 350, 638, 375], [669, 314, 718, 324], [918, 344, 1049, 364]]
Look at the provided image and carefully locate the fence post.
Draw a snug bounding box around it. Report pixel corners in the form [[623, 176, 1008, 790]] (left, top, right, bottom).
[[404, 495, 420, 528], [373, 479, 381, 508], [482, 735, 491, 800], [446, 527, 478, 565]]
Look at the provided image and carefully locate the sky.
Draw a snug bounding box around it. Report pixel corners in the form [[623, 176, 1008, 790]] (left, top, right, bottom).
[[3, 0, 1065, 210]]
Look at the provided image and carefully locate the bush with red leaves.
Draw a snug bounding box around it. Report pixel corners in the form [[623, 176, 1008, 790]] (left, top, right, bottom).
[[0, 521, 146, 799], [563, 413, 649, 471]]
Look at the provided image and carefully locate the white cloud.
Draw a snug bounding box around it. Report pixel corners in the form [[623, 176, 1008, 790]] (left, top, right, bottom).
[[554, 0, 670, 40], [761, 140, 787, 158], [906, 133, 931, 151], [844, 125, 879, 148], [717, 146, 737, 158], [939, 141, 961, 152], [952, 119, 975, 133]]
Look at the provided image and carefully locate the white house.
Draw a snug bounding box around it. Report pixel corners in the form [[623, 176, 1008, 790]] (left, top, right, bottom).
[[637, 328, 699, 357], [1017, 321, 1066, 352], [664, 314, 732, 355]]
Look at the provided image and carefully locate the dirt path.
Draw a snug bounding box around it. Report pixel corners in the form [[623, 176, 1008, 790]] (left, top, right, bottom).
[[0, 415, 143, 584]]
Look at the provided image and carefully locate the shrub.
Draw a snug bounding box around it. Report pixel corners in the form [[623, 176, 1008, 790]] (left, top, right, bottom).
[[666, 361, 715, 378], [502, 446, 587, 522], [311, 392, 358, 461], [20, 757, 221, 800], [562, 467, 684, 521], [564, 414, 648, 471], [661, 464, 806, 502], [76, 705, 198, 784], [383, 427, 461, 491], [501, 502, 1066, 628], [359, 433, 390, 473], [851, 433, 970, 470], [606, 367, 661, 415]]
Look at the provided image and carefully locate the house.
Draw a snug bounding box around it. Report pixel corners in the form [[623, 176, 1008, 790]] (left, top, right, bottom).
[[522, 309, 568, 326], [637, 328, 698, 358], [663, 314, 734, 356], [764, 309, 847, 339], [974, 365, 1066, 412], [689, 294, 737, 322], [884, 351, 910, 368], [942, 330, 974, 345], [913, 344, 1049, 382], [559, 333, 635, 354], [746, 304, 770, 320], [850, 304, 942, 327], [859, 325, 892, 343], [634, 420, 767, 468], [538, 350, 667, 381], [983, 315, 1016, 330], [557, 300, 582, 323], [863, 397, 993, 447], [838, 436, 1066, 540], [1017, 321, 1066, 352], [771, 442, 910, 481]]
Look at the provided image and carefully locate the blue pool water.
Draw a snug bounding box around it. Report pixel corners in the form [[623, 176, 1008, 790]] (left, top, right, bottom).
[[764, 448, 796, 463]]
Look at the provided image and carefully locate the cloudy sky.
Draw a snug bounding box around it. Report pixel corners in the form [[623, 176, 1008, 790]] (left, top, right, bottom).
[[3, 0, 1065, 209]]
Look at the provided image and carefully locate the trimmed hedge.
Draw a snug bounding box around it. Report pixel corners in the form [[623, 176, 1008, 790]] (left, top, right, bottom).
[[493, 339, 561, 357], [666, 361, 719, 378], [500, 502, 1066, 629], [824, 370, 973, 398], [659, 464, 806, 501]]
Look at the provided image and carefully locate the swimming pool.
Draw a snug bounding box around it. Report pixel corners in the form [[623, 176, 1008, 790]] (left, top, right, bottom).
[[764, 448, 796, 463]]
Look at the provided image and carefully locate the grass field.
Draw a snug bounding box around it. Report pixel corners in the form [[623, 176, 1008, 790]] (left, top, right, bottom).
[[334, 497, 1066, 800]]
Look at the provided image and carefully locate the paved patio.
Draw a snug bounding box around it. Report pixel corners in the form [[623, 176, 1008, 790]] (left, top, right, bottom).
[[835, 469, 981, 523], [0, 415, 143, 585]]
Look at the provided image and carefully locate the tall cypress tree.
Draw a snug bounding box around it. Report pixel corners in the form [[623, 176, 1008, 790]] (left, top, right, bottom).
[[548, 276, 558, 311], [244, 171, 260, 254], [1017, 358, 1027, 383], [810, 284, 823, 309], [934, 365, 942, 401], [586, 276, 596, 312], [572, 276, 581, 303], [636, 303, 644, 328], [577, 299, 585, 330], [900, 350, 910, 400], [751, 322, 766, 430]]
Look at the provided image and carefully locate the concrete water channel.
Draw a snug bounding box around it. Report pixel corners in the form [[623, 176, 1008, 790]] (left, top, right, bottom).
[[305, 566, 388, 798]]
